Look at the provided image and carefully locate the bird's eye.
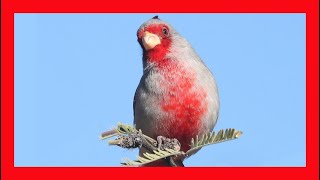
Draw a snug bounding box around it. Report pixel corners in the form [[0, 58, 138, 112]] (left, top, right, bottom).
[[162, 27, 169, 36]]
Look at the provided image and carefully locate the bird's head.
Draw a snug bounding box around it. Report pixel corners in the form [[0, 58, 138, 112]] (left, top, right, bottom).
[[137, 16, 176, 61]]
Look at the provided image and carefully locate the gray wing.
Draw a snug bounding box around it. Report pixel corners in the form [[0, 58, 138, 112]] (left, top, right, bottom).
[[133, 87, 138, 125]]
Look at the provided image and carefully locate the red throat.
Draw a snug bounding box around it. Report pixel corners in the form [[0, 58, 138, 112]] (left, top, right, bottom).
[[144, 36, 171, 65], [138, 24, 172, 64]]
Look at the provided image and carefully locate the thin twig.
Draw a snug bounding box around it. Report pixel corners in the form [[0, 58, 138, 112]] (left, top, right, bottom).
[[100, 129, 118, 140]]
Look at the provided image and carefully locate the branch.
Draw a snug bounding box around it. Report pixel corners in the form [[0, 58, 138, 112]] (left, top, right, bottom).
[[100, 123, 243, 166], [100, 123, 159, 152]]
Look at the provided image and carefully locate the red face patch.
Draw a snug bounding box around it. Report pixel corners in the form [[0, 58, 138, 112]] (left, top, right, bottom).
[[137, 24, 172, 63]]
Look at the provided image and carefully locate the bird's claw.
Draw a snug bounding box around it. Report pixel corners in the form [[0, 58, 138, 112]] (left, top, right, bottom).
[[156, 136, 181, 151]]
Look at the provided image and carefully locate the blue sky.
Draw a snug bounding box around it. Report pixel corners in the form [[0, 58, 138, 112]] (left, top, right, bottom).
[[14, 14, 306, 166]]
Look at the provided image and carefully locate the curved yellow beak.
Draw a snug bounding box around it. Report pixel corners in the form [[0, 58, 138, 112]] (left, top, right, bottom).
[[142, 31, 161, 50]]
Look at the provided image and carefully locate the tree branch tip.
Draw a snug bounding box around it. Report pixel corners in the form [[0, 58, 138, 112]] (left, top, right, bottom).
[[101, 123, 243, 166]]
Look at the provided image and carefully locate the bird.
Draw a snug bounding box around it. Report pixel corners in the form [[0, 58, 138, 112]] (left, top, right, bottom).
[[133, 16, 219, 166]]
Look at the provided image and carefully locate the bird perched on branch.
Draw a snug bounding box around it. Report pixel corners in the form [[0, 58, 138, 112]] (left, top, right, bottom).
[[134, 16, 219, 166]]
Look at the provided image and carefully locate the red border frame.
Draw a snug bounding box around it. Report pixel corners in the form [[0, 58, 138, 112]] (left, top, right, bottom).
[[1, 0, 319, 179]]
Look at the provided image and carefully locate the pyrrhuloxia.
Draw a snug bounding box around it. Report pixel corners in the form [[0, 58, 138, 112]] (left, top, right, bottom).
[[134, 16, 219, 166]]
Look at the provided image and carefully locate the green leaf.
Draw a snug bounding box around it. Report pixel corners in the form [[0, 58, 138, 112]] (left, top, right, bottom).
[[121, 149, 183, 166], [185, 128, 243, 157]]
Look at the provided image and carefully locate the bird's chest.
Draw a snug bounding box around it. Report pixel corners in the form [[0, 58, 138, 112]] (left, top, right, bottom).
[[142, 64, 208, 151]]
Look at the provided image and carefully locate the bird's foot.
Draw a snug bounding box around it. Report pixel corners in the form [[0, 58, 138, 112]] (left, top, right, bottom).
[[156, 136, 181, 151]]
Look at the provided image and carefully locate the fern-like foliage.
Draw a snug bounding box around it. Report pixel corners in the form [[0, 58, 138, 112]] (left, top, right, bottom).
[[186, 128, 243, 156], [116, 123, 137, 134], [122, 149, 182, 166], [101, 123, 243, 166], [100, 123, 137, 140]]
